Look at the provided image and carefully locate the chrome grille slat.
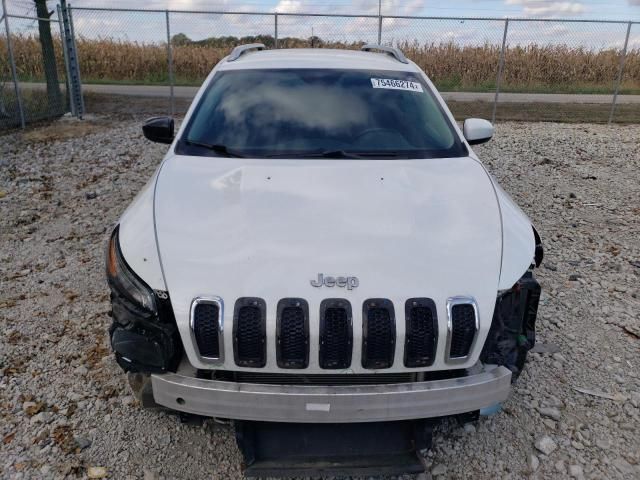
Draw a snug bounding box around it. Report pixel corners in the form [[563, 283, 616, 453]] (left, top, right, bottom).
[[446, 296, 479, 364], [189, 297, 224, 364]]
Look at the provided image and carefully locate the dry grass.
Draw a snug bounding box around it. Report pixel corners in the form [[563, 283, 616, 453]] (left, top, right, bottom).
[[82, 92, 640, 124], [1, 34, 639, 93], [20, 118, 106, 143]]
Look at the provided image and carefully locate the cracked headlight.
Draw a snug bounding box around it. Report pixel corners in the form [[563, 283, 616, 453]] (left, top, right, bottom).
[[106, 226, 156, 314]]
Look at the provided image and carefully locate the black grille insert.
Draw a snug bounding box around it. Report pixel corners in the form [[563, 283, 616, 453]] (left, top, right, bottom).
[[276, 299, 309, 369], [404, 298, 438, 368], [362, 299, 396, 369], [449, 302, 477, 359], [233, 298, 267, 367], [214, 369, 466, 385], [192, 301, 221, 359], [319, 299, 352, 369]]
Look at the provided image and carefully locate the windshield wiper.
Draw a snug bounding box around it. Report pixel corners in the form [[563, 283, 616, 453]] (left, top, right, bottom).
[[184, 139, 245, 158], [346, 151, 405, 158], [266, 149, 410, 159], [266, 150, 363, 159]]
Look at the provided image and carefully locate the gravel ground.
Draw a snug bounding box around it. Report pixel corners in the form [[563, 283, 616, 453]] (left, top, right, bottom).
[[1, 118, 639, 479]]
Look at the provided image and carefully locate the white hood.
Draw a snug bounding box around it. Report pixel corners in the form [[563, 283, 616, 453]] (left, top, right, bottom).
[[154, 155, 507, 372]]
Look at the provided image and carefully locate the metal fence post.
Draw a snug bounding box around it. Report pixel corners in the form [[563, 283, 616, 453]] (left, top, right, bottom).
[[2, 0, 26, 128], [61, 2, 84, 119], [492, 18, 509, 124], [274, 13, 278, 48], [608, 21, 632, 124], [67, 4, 84, 117], [165, 10, 174, 116], [378, 15, 382, 44], [57, 4, 74, 116]]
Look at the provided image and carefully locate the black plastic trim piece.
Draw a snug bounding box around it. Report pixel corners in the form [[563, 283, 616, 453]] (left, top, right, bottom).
[[480, 271, 541, 380], [404, 298, 438, 368], [362, 298, 396, 369], [319, 299, 353, 370], [533, 226, 544, 268], [276, 298, 309, 369], [233, 297, 267, 368]]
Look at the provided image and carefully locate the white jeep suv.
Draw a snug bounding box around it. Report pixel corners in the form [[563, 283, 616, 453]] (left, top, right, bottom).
[[106, 44, 543, 475]]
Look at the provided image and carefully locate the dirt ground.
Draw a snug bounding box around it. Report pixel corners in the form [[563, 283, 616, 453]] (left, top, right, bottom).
[[0, 117, 639, 479]]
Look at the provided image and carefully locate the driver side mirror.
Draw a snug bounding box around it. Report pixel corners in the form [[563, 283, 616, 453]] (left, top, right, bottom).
[[463, 118, 494, 145], [142, 116, 174, 144]]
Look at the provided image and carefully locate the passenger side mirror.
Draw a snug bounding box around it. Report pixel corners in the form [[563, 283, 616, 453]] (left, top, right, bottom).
[[463, 118, 494, 145], [142, 116, 174, 144]]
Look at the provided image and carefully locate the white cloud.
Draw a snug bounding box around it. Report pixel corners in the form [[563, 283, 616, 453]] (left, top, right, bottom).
[[274, 0, 305, 14], [505, 0, 587, 17], [273, 0, 426, 16]]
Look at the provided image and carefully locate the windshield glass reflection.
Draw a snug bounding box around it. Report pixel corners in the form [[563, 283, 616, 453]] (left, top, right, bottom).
[[178, 69, 466, 159]]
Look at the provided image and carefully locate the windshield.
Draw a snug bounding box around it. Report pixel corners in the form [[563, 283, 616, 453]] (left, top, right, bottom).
[[176, 68, 467, 159]]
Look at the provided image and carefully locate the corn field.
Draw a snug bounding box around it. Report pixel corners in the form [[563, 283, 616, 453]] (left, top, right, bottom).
[[1, 33, 639, 93]]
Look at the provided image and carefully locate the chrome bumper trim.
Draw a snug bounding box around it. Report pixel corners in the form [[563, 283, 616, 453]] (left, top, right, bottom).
[[151, 366, 512, 423]]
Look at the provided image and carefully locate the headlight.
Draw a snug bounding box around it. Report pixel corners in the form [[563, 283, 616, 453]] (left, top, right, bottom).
[[106, 226, 156, 314], [482, 271, 541, 381]]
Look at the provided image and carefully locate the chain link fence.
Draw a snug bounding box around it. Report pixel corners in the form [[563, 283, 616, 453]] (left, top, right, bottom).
[[1, 0, 69, 129], [2, 4, 639, 129]]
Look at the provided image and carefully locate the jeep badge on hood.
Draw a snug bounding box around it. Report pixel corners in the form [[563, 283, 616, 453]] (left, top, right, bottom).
[[310, 273, 359, 290]]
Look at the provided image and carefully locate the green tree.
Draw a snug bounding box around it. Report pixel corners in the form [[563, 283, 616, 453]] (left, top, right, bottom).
[[171, 33, 192, 46]]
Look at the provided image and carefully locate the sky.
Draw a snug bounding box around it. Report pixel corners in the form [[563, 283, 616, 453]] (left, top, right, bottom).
[[4, 0, 640, 21], [3, 0, 640, 47]]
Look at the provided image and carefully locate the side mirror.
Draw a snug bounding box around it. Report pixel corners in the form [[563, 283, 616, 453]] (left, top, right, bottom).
[[142, 116, 174, 144], [463, 118, 494, 145]]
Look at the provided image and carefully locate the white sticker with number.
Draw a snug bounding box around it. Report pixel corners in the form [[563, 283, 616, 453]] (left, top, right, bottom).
[[371, 78, 423, 92]]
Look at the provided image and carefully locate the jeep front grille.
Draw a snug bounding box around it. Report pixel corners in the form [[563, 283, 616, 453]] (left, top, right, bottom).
[[362, 299, 396, 369], [447, 298, 478, 362], [276, 299, 309, 369], [190, 297, 223, 362], [319, 299, 352, 369], [193, 295, 481, 369], [233, 298, 267, 368], [404, 298, 438, 368]]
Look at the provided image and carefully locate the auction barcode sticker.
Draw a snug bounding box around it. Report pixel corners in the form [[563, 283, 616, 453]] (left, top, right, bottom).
[[371, 78, 423, 92]]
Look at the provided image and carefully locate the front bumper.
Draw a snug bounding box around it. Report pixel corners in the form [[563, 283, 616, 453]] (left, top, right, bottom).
[[151, 365, 512, 423]]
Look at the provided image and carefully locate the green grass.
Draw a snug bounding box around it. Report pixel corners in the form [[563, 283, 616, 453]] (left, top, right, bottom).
[[83, 78, 640, 95], [447, 100, 640, 124], [16, 77, 640, 95], [80, 92, 640, 124]]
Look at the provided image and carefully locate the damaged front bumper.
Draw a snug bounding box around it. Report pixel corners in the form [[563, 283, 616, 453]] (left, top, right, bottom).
[[150, 364, 512, 423]]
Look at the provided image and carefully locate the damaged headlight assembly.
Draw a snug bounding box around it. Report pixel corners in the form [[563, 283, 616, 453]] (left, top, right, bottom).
[[106, 227, 182, 373], [481, 228, 544, 381]]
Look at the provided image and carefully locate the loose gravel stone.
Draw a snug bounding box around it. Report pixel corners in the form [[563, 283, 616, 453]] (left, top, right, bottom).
[[539, 407, 562, 421], [535, 435, 558, 455], [529, 453, 540, 472], [570, 464, 585, 479], [1, 119, 639, 479]]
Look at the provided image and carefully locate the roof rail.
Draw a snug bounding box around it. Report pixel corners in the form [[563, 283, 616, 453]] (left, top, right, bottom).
[[227, 43, 266, 62], [361, 44, 409, 64]]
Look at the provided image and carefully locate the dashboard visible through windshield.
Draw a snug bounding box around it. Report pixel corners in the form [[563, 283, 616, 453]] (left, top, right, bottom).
[[176, 68, 467, 159]]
